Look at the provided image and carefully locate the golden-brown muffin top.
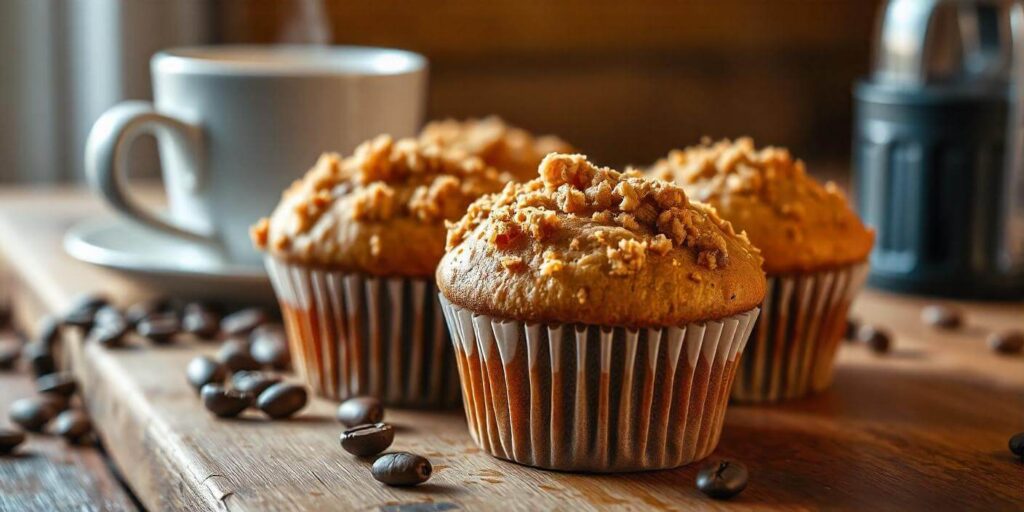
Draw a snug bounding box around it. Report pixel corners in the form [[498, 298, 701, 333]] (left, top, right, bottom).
[[419, 116, 573, 181], [437, 153, 766, 327], [650, 138, 874, 275], [252, 135, 512, 277]]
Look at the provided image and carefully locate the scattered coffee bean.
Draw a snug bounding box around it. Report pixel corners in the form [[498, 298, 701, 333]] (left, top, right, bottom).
[[36, 315, 62, 349], [62, 294, 109, 330], [186, 356, 226, 392], [68, 293, 110, 315], [23, 341, 55, 377], [124, 297, 170, 327], [217, 339, 260, 372], [36, 372, 77, 397], [857, 324, 891, 354], [1009, 432, 1024, 459], [9, 396, 60, 432], [696, 459, 748, 500], [371, 452, 432, 487], [250, 324, 290, 370], [988, 330, 1024, 355], [921, 305, 962, 329], [337, 396, 384, 427], [0, 428, 26, 455], [37, 392, 70, 414], [200, 384, 252, 418], [221, 308, 267, 336], [183, 309, 220, 340], [0, 334, 22, 370], [257, 382, 307, 419], [53, 409, 92, 444], [136, 312, 180, 344], [231, 371, 280, 397], [89, 318, 129, 348], [844, 317, 859, 342], [340, 423, 394, 457]]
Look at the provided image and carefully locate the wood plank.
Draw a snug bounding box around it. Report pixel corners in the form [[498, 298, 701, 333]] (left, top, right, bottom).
[[1, 187, 1022, 511]]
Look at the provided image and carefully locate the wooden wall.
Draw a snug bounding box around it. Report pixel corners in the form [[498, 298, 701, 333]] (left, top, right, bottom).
[[218, 0, 883, 169]]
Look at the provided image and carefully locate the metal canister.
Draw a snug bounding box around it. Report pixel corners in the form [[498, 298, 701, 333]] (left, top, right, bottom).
[[853, 0, 1024, 299]]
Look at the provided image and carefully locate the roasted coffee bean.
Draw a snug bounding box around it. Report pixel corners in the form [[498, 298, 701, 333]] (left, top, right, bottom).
[[844, 317, 859, 342], [68, 293, 110, 314], [1009, 432, 1024, 459], [340, 423, 394, 457], [217, 339, 260, 372], [183, 309, 220, 340], [336, 396, 384, 427], [371, 452, 432, 486], [857, 324, 891, 354], [36, 315, 62, 349], [124, 297, 171, 327], [200, 384, 252, 418], [0, 428, 26, 455], [0, 334, 22, 370], [257, 382, 307, 419], [186, 356, 226, 392], [89, 318, 129, 348], [250, 324, 289, 370], [62, 294, 109, 330], [231, 371, 280, 397], [9, 396, 60, 432], [36, 372, 77, 397], [921, 305, 962, 329], [696, 459, 748, 500], [53, 409, 92, 444], [23, 341, 55, 377], [220, 308, 267, 336], [988, 330, 1024, 355], [136, 313, 180, 344]]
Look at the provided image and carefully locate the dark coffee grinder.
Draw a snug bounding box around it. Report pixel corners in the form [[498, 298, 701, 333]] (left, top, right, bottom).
[[853, 0, 1024, 299]]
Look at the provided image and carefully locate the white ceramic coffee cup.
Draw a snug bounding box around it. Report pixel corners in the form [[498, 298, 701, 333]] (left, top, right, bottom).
[[85, 45, 427, 265]]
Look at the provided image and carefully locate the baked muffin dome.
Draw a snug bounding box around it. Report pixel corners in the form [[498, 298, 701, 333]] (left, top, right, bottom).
[[252, 135, 512, 277], [419, 117, 573, 181], [650, 138, 874, 275], [437, 153, 766, 327]]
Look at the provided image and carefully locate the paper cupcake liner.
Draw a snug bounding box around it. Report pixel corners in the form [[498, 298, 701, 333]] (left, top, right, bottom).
[[731, 263, 869, 403], [439, 296, 759, 472], [265, 257, 460, 408]]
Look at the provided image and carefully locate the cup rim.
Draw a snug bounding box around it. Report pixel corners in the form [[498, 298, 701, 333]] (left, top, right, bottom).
[[153, 44, 427, 77]]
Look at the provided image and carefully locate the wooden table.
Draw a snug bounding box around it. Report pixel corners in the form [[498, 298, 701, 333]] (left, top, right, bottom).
[[1, 187, 1022, 511]]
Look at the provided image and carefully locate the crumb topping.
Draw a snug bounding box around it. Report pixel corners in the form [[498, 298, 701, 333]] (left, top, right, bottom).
[[419, 117, 573, 179], [446, 153, 753, 277]]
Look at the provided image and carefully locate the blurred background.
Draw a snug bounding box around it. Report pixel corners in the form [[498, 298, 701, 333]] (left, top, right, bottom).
[[0, 0, 879, 183]]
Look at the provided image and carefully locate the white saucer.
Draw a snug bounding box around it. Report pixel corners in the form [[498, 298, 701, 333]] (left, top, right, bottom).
[[64, 216, 274, 302]]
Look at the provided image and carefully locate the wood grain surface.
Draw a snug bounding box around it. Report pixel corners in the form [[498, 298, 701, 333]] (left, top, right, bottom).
[[0, 187, 1022, 511]]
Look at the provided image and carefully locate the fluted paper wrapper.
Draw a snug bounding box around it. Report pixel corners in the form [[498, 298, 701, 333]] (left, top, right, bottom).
[[265, 258, 460, 408], [731, 263, 869, 403], [440, 296, 759, 472]]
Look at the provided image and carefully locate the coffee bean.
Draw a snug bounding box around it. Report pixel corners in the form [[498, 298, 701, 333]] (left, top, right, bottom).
[[844, 317, 859, 342], [217, 339, 260, 372], [200, 384, 252, 418], [231, 371, 281, 397], [62, 294, 109, 330], [921, 305, 962, 329], [371, 452, 432, 486], [1009, 432, 1024, 460], [340, 423, 394, 457], [37, 392, 70, 414], [221, 308, 267, 336], [337, 396, 384, 427], [696, 459, 748, 500], [0, 334, 22, 370], [136, 313, 180, 344], [183, 309, 220, 340], [53, 409, 92, 444], [0, 428, 26, 455], [36, 372, 77, 397], [250, 324, 289, 370], [89, 317, 129, 348], [186, 356, 226, 392], [857, 324, 891, 354], [9, 396, 60, 432], [36, 315, 61, 349], [23, 341, 55, 377], [988, 330, 1024, 355], [256, 383, 307, 419], [124, 297, 171, 327], [69, 293, 110, 314]]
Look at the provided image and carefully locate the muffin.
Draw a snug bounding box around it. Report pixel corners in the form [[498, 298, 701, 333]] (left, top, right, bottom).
[[437, 153, 766, 472], [419, 116, 574, 181], [251, 135, 513, 407], [651, 138, 874, 402]]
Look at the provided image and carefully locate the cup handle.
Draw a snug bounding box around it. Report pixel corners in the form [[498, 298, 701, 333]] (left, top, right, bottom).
[[85, 101, 211, 242]]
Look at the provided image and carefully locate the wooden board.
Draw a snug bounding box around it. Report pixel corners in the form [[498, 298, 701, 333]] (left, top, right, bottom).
[[1, 187, 1022, 511]]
